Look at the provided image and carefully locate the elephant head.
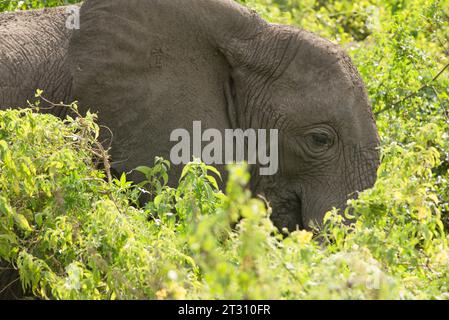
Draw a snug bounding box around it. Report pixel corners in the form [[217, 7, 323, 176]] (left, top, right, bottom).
[[68, 0, 380, 231]]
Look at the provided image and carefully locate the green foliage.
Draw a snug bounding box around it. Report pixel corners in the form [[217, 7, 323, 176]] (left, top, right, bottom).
[[1, 0, 449, 300], [1, 105, 448, 299], [0, 0, 80, 12]]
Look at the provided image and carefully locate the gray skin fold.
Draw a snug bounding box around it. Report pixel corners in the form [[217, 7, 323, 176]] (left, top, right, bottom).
[[0, 7, 74, 114], [0, 0, 380, 299]]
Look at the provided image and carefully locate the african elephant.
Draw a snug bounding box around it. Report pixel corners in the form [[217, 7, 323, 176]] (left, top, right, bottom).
[[0, 0, 380, 299], [69, 0, 380, 230]]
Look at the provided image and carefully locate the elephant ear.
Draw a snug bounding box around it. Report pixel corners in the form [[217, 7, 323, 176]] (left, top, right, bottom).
[[68, 0, 298, 174]]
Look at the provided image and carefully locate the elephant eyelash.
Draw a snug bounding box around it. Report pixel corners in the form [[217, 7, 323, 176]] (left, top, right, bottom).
[[307, 132, 334, 148], [289, 127, 336, 158]]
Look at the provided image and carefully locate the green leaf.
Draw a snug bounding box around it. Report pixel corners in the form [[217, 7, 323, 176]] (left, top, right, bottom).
[[206, 175, 219, 190], [35, 89, 43, 98], [206, 165, 222, 180], [154, 194, 163, 207], [14, 214, 33, 232], [134, 166, 153, 178]]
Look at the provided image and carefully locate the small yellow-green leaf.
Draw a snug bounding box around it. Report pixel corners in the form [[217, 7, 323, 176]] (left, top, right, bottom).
[[154, 194, 163, 207], [14, 214, 33, 232], [206, 165, 222, 180]]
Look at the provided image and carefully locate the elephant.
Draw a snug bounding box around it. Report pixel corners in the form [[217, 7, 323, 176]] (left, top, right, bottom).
[[0, 0, 380, 299], [68, 0, 380, 229]]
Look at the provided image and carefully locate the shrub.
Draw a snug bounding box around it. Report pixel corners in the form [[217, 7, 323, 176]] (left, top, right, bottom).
[[0, 104, 448, 299]]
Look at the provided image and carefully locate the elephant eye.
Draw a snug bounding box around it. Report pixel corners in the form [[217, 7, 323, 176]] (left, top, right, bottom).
[[310, 133, 330, 146], [304, 129, 334, 154]]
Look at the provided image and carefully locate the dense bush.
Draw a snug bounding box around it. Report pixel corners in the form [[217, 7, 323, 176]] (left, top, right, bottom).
[[1, 105, 448, 299], [0, 0, 448, 299]]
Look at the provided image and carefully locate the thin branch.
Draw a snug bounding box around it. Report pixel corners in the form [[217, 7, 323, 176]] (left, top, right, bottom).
[[375, 62, 449, 116], [36, 95, 114, 183], [0, 277, 20, 296], [430, 85, 448, 119]]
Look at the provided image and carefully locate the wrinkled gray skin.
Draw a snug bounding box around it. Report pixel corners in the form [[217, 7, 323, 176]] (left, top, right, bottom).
[[0, 7, 73, 114], [0, 0, 380, 299]]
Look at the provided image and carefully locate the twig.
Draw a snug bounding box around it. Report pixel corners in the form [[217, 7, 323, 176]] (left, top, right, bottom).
[[36, 95, 114, 183], [430, 86, 448, 119], [0, 277, 20, 296], [375, 62, 449, 115]]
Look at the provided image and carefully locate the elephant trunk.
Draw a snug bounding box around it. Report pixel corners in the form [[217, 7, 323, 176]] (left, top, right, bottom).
[[301, 146, 380, 229]]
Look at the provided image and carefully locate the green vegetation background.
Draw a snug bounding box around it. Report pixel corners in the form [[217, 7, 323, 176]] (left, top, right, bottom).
[[0, 0, 448, 299]]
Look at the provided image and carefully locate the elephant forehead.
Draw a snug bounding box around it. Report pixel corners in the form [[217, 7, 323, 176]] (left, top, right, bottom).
[[283, 53, 359, 99], [272, 70, 358, 124], [271, 43, 373, 130], [271, 67, 378, 148], [279, 33, 366, 102]]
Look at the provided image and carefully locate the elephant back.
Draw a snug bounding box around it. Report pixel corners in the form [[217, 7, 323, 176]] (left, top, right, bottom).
[[0, 7, 74, 111]]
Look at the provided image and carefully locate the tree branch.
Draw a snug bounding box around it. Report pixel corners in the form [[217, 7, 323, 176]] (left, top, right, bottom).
[[375, 62, 449, 116]]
